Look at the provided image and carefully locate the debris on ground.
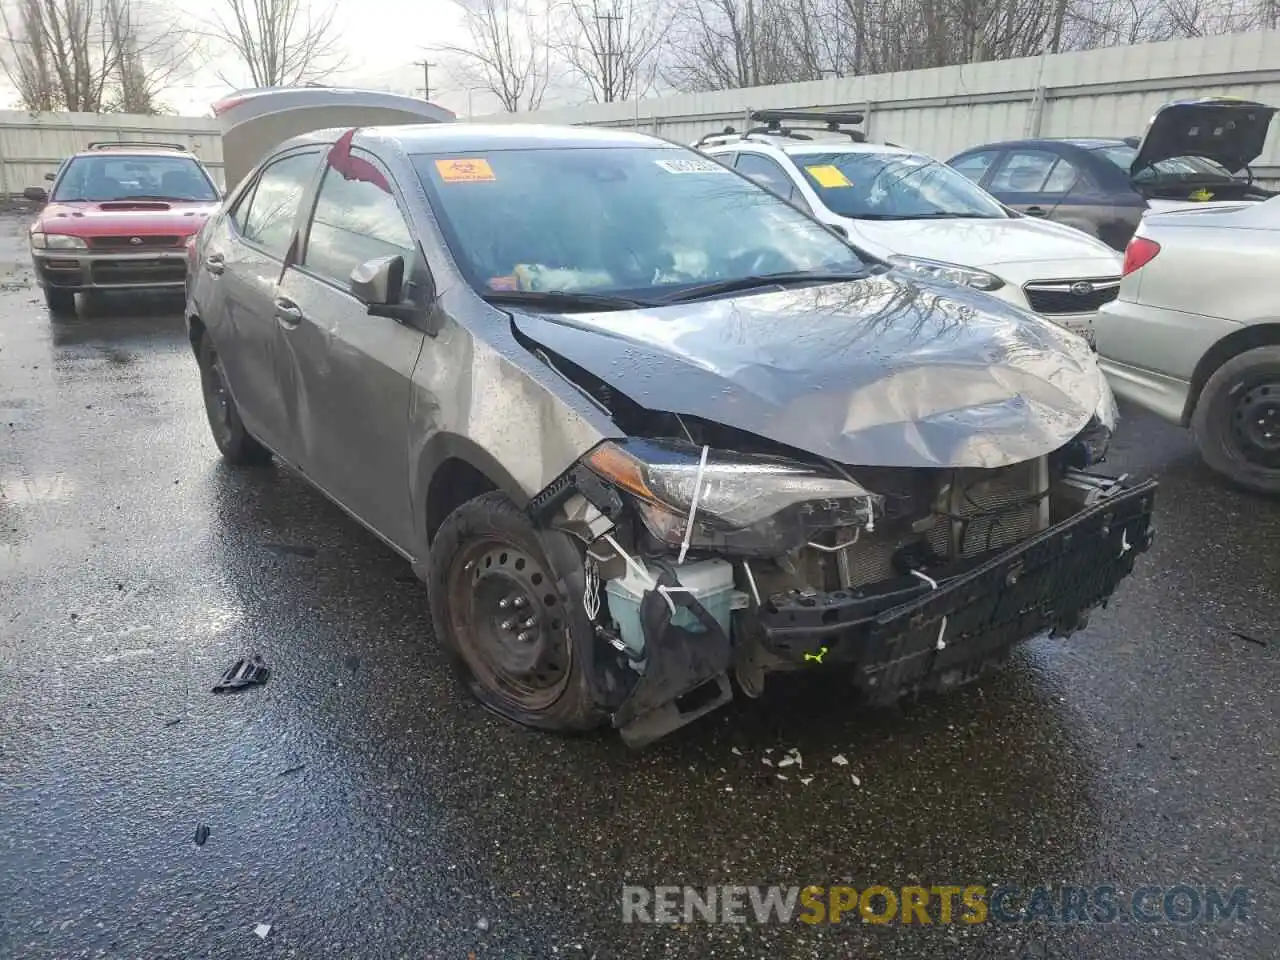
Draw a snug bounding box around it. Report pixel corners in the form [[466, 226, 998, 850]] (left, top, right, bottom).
[[832, 754, 849, 766], [212, 655, 270, 694], [730, 746, 742, 756], [164, 717, 184, 727], [254, 923, 271, 939], [800, 777, 814, 786], [1231, 631, 1268, 647], [476, 917, 490, 931], [851, 774, 862, 787], [194, 824, 210, 846], [279, 764, 306, 777], [262, 542, 317, 559]]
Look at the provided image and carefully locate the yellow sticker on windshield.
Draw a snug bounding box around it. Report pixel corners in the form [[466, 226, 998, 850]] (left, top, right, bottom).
[[806, 164, 852, 188], [435, 158, 496, 183], [1189, 187, 1215, 202]]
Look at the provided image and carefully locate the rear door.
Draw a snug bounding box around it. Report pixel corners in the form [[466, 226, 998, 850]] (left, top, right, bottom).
[[274, 142, 427, 552], [206, 147, 323, 460], [734, 152, 813, 213]]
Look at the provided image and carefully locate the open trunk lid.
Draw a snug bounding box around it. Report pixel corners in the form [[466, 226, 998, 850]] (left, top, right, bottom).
[[1131, 97, 1277, 178], [213, 86, 456, 193]]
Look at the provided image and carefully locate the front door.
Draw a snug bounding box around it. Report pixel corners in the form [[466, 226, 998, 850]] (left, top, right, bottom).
[[214, 148, 323, 461], [274, 144, 426, 553]]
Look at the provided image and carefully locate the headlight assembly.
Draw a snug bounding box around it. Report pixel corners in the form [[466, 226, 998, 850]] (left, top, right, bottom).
[[584, 439, 881, 557], [887, 254, 1004, 292], [32, 232, 86, 250]]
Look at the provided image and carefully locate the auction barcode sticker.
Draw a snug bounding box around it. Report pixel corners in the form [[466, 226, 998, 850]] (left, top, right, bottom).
[[655, 158, 732, 174]]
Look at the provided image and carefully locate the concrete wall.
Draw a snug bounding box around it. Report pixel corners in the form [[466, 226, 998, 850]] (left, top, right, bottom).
[[491, 30, 1280, 184], [5, 30, 1280, 194]]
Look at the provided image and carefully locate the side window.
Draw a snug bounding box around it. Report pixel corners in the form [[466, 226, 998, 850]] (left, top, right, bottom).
[[951, 150, 999, 183], [1042, 157, 1083, 195], [988, 150, 1059, 193], [734, 153, 794, 200], [302, 150, 415, 288], [239, 151, 321, 259]]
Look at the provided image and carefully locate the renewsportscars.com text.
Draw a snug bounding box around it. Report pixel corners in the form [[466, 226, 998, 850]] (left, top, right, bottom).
[[621, 884, 1250, 925]]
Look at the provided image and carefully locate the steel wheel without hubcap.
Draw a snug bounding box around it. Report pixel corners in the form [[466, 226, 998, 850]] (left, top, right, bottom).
[[447, 539, 572, 712], [1230, 378, 1280, 470]]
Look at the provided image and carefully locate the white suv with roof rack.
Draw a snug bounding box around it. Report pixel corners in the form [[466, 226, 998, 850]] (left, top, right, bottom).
[[697, 110, 1124, 346]]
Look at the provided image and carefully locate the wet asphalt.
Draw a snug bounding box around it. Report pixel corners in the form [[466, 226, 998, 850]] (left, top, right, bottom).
[[0, 209, 1277, 960]]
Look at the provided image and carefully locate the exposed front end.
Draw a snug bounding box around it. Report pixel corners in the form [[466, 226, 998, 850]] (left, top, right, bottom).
[[530, 423, 1156, 748]]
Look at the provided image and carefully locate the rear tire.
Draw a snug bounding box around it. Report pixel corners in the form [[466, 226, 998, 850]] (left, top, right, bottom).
[[428, 491, 607, 733], [196, 335, 272, 467], [44, 287, 75, 316], [1191, 345, 1280, 495]]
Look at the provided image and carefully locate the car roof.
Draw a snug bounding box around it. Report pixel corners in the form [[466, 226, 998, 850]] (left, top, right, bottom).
[[956, 137, 1126, 153], [705, 138, 913, 157], [279, 123, 671, 156]]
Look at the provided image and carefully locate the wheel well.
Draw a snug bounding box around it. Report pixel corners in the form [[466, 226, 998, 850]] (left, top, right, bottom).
[[1184, 323, 1280, 425], [426, 458, 499, 543]]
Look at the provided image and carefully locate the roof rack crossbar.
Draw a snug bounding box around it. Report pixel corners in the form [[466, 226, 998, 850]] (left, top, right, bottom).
[[750, 108, 865, 126], [86, 140, 189, 152]]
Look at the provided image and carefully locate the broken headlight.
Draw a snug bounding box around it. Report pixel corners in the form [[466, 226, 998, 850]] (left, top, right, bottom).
[[584, 439, 881, 557]]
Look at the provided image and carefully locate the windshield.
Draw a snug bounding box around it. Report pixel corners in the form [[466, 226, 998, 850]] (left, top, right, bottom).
[[51, 154, 219, 203], [411, 147, 865, 299], [1091, 144, 1238, 183], [795, 151, 1009, 220]]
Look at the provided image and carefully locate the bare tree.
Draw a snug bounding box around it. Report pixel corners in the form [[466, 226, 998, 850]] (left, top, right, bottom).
[[1, 0, 195, 112], [104, 0, 199, 113], [205, 0, 347, 88], [555, 0, 668, 103], [436, 0, 552, 112]]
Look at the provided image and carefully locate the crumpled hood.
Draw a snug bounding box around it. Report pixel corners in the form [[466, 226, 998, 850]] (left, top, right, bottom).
[[847, 215, 1119, 269], [511, 273, 1112, 469]]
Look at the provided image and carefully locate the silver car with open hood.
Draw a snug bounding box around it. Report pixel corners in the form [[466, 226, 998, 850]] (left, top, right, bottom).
[[186, 113, 1158, 747]]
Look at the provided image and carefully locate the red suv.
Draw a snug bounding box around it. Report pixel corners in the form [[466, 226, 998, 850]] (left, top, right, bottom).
[[24, 141, 222, 315]]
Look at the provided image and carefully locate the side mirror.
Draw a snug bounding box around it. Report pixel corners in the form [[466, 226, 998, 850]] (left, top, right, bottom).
[[23, 186, 48, 202], [351, 254, 404, 306], [43, 172, 55, 182], [351, 254, 429, 327]]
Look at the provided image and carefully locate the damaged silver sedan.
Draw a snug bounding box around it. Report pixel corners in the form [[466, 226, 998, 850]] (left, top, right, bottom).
[[186, 121, 1157, 747]]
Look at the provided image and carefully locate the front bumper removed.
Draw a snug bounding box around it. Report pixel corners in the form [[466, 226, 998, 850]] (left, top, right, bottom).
[[613, 476, 1157, 746], [752, 477, 1157, 700]]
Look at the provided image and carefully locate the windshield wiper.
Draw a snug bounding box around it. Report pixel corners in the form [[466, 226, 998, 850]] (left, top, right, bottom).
[[658, 270, 867, 303], [854, 212, 997, 220], [908, 211, 1001, 219], [481, 289, 657, 312]]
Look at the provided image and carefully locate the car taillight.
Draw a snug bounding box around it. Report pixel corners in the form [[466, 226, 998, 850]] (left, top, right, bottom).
[[1122, 236, 1160, 276]]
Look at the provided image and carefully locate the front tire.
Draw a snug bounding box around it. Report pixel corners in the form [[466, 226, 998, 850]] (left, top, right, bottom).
[[196, 335, 272, 466], [428, 492, 607, 733], [1191, 345, 1280, 495], [44, 287, 75, 316]]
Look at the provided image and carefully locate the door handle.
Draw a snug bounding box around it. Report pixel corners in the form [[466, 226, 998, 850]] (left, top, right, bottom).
[[1024, 206, 1048, 217], [274, 297, 304, 328], [204, 253, 225, 275]]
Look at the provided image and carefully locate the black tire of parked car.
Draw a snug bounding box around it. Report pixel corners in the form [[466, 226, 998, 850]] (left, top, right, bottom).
[[1192, 344, 1280, 496], [196, 336, 273, 467], [428, 491, 609, 734], [43, 287, 75, 316]]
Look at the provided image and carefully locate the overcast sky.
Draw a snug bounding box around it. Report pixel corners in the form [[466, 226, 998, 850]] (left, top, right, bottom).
[[159, 0, 506, 118]]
